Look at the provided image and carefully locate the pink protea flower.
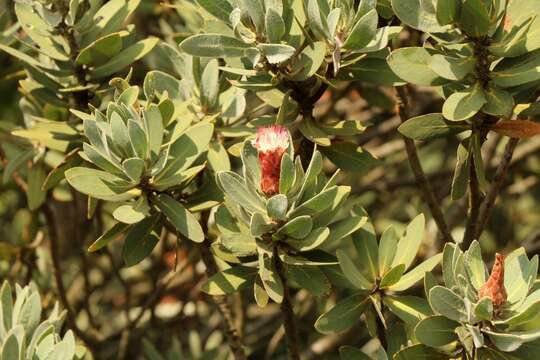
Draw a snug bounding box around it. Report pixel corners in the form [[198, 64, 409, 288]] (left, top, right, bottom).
[[478, 253, 507, 308], [252, 125, 290, 196]]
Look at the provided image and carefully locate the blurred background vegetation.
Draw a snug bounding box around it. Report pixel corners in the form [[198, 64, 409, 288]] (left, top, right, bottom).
[[0, 0, 539, 359]]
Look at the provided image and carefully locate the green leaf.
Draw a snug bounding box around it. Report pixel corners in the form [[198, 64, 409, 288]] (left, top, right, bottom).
[[279, 153, 295, 195], [88, 222, 130, 252], [155, 194, 204, 243], [394, 344, 448, 360], [123, 158, 145, 182], [318, 120, 367, 136], [75, 31, 127, 66], [144, 105, 164, 157], [320, 141, 377, 173], [1, 281, 13, 331], [458, 0, 490, 37], [65, 167, 136, 201], [391, 0, 446, 32], [216, 171, 265, 214], [254, 278, 269, 307], [436, 0, 459, 25], [196, 0, 233, 23], [442, 83, 487, 121], [288, 186, 340, 218], [398, 113, 469, 141], [180, 34, 251, 58], [451, 142, 470, 200], [158, 123, 213, 180], [241, 0, 265, 33], [390, 253, 442, 292], [339, 346, 372, 360], [122, 215, 161, 266], [504, 249, 538, 304], [128, 119, 148, 159], [208, 142, 231, 173], [492, 50, 540, 88], [259, 256, 283, 303], [379, 226, 399, 276], [465, 240, 486, 291], [200, 59, 220, 113], [12, 120, 79, 152], [429, 54, 475, 81], [485, 329, 540, 352], [336, 249, 373, 290], [288, 265, 330, 296], [290, 41, 327, 81], [265, 8, 285, 43], [299, 119, 332, 147], [113, 201, 148, 225], [429, 285, 467, 322], [474, 297, 493, 321], [380, 264, 406, 289], [267, 194, 288, 220], [352, 220, 379, 284], [288, 227, 330, 252], [415, 315, 460, 347], [307, 0, 330, 40], [387, 47, 448, 86], [315, 292, 369, 334], [91, 37, 159, 78], [391, 214, 425, 271], [339, 58, 406, 86], [258, 43, 296, 64], [328, 216, 368, 244], [1, 331, 20, 360], [482, 87, 515, 118], [250, 212, 272, 237], [27, 163, 46, 211], [383, 295, 432, 325], [275, 215, 313, 239], [2, 148, 34, 185], [201, 266, 257, 295], [343, 9, 378, 51]]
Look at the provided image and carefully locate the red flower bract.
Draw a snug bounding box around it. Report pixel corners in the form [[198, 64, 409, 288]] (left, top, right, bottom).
[[252, 125, 289, 196], [478, 253, 507, 308]]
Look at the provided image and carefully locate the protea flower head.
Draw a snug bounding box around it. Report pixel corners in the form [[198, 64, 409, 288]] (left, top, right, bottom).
[[478, 253, 507, 308], [252, 125, 290, 196]]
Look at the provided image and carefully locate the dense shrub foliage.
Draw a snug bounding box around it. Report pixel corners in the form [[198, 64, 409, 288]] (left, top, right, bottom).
[[1, 0, 540, 359]]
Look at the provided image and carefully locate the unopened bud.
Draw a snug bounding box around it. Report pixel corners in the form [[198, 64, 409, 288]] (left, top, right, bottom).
[[478, 253, 507, 308], [252, 125, 289, 196]]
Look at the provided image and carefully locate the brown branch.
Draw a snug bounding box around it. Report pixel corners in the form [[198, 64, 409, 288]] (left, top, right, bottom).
[[42, 203, 101, 349], [395, 86, 455, 246], [462, 155, 482, 248], [273, 249, 300, 360], [473, 138, 519, 240], [199, 239, 247, 360]]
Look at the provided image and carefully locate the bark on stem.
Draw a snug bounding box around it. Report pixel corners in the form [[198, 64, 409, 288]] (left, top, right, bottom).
[[273, 250, 300, 360], [473, 138, 519, 240], [395, 86, 455, 246], [199, 239, 247, 360], [462, 155, 482, 248]]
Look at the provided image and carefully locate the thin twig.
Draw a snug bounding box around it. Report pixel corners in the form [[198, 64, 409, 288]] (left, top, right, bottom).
[[273, 249, 300, 360], [395, 86, 455, 246], [473, 138, 519, 240]]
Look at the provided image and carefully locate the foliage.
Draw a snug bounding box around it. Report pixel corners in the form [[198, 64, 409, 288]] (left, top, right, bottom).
[[0, 281, 85, 360], [0, 0, 539, 359]]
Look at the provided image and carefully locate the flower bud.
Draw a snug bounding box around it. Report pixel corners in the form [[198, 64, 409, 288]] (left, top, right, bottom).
[[252, 125, 289, 196], [478, 253, 507, 308]]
